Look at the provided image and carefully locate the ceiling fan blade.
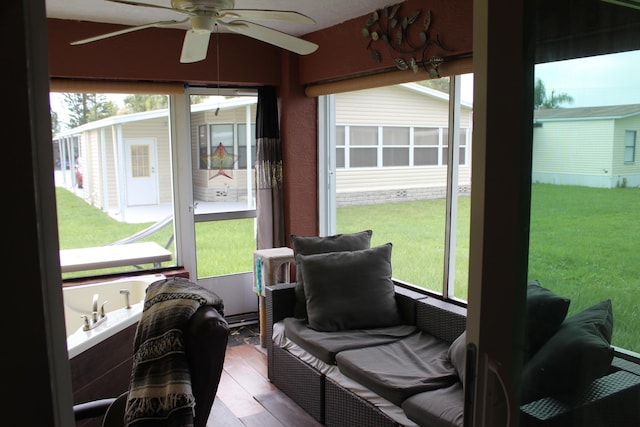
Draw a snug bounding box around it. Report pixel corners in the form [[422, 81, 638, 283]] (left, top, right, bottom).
[[180, 30, 211, 63], [105, 0, 191, 15], [222, 21, 318, 55], [219, 9, 315, 24], [70, 19, 189, 45]]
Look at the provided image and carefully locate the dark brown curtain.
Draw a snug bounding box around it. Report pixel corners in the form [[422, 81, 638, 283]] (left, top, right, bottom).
[[255, 86, 284, 250]]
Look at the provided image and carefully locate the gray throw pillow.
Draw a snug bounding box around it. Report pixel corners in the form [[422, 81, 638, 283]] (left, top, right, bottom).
[[520, 299, 614, 404], [524, 280, 570, 360], [290, 230, 372, 319], [298, 243, 402, 332], [448, 330, 467, 384]]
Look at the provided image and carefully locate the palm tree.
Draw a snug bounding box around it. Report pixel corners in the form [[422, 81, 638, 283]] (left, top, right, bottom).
[[534, 78, 574, 109]]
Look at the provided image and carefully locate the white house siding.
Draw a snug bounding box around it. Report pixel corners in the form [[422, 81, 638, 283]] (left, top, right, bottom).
[[532, 120, 615, 187], [122, 117, 172, 204], [612, 115, 640, 187]]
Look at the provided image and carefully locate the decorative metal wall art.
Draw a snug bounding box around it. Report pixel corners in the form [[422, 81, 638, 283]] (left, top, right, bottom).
[[362, 3, 447, 77]]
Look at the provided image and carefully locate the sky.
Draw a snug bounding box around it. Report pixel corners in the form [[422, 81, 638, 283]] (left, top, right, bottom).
[[534, 50, 640, 108]]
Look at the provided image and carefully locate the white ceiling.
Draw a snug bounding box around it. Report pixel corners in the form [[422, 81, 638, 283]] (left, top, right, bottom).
[[45, 0, 404, 36]]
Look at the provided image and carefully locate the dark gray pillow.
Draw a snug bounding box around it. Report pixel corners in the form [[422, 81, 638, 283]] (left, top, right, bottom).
[[298, 243, 402, 332], [290, 230, 372, 319], [524, 280, 570, 360], [448, 330, 467, 384], [520, 299, 614, 404]]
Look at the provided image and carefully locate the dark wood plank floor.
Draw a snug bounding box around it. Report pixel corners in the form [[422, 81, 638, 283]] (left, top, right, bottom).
[[208, 342, 323, 427]]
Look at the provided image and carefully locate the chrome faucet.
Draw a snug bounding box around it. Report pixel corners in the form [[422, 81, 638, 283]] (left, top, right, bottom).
[[120, 289, 131, 309], [83, 293, 107, 331], [92, 294, 99, 322]]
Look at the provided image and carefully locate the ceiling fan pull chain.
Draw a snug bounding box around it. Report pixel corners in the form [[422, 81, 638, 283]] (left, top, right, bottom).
[[215, 23, 220, 116]]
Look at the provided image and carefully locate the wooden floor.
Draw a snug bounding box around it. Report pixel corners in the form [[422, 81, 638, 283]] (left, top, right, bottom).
[[208, 342, 323, 427]]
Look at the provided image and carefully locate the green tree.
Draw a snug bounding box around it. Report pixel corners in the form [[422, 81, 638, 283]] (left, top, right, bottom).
[[122, 94, 169, 113], [418, 78, 450, 94], [50, 109, 60, 135], [534, 78, 574, 109], [63, 93, 118, 128]]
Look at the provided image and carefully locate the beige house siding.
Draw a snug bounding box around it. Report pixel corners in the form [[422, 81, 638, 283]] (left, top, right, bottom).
[[533, 111, 640, 188], [336, 85, 472, 128], [532, 119, 615, 187]]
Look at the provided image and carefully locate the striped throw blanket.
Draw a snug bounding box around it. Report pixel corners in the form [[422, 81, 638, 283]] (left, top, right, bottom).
[[124, 277, 224, 427]]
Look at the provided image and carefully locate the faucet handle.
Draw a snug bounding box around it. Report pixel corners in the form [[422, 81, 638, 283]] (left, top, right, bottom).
[[81, 315, 90, 331], [100, 301, 108, 318], [120, 289, 131, 309]]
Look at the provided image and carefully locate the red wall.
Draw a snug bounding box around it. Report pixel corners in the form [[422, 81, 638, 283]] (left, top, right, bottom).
[[46, 0, 473, 240]]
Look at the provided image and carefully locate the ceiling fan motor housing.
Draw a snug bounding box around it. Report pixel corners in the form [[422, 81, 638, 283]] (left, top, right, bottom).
[[171, 0, 235, 13]]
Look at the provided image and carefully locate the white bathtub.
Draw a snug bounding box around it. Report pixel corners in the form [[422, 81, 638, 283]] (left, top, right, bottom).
[[64, 274, 165, 358]]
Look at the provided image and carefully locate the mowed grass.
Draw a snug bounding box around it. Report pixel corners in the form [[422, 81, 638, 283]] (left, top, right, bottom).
[[56, 185, 640, 351], [337, 184, 640, 352]]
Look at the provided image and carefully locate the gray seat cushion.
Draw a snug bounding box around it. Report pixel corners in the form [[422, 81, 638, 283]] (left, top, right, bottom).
[[283, 317, 416, 365], [335, 331, 458, 406], [402, 382, 464, 427]]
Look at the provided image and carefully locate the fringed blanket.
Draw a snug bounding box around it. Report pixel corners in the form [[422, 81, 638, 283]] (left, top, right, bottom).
[[125, 277, 224, 427]]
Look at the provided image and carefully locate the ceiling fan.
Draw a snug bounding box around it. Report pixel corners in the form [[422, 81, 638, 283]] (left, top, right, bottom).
[[71, 0, 319, 63]]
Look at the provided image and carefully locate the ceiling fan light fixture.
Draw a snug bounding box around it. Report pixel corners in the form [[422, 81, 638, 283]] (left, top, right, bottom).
[[171, 0, 234, 13], [191, 14, 216, 32]]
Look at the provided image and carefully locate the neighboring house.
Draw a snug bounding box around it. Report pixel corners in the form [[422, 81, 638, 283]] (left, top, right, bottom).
[[533, 104, 640, 188], [335, 83, 473, 206], [53, 83, 474, 215]]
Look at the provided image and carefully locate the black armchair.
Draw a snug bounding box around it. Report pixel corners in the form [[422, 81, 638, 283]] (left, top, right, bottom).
[[73, 303, 229, 427]]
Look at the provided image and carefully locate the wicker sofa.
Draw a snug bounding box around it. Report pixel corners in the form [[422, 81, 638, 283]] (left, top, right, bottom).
[[265, 281, 640, 427]]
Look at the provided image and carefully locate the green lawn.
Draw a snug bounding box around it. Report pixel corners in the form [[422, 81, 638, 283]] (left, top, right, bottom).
[[56, 185, 640, 352], [337, 184, 640, 353]]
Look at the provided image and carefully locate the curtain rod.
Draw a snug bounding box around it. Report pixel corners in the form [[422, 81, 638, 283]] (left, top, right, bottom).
[[49, 79, 185, 95], [304, 57, 472, 97]]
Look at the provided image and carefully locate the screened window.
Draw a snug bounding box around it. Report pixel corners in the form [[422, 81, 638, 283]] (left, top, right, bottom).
[[325, 75, 474, 301], [50, 91, 176, 281]]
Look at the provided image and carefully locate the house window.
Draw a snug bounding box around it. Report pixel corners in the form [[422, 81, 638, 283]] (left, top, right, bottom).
[[205, 124, 235, 170], [336, 126, 345, 168], [414, 127, 440, 166], [625, 130, 636, 163], [443, 128, 468, 166], [349, 126, 378, 168], [382, 127, 410, 166], [237, 123, 256, 169]]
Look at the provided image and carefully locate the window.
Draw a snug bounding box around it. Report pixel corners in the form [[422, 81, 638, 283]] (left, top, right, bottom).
[[382, 127, 410, 166], [414, 127, 440, 165], [349, 126, 378, 168], [531, 50, 640, 353], [625, 130, 636, 163], [50, 91, 176, 279], [321, 76, 474, 301]]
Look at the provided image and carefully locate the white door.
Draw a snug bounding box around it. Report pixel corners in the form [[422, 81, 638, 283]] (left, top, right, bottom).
[[125, 138, 158, 206]]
